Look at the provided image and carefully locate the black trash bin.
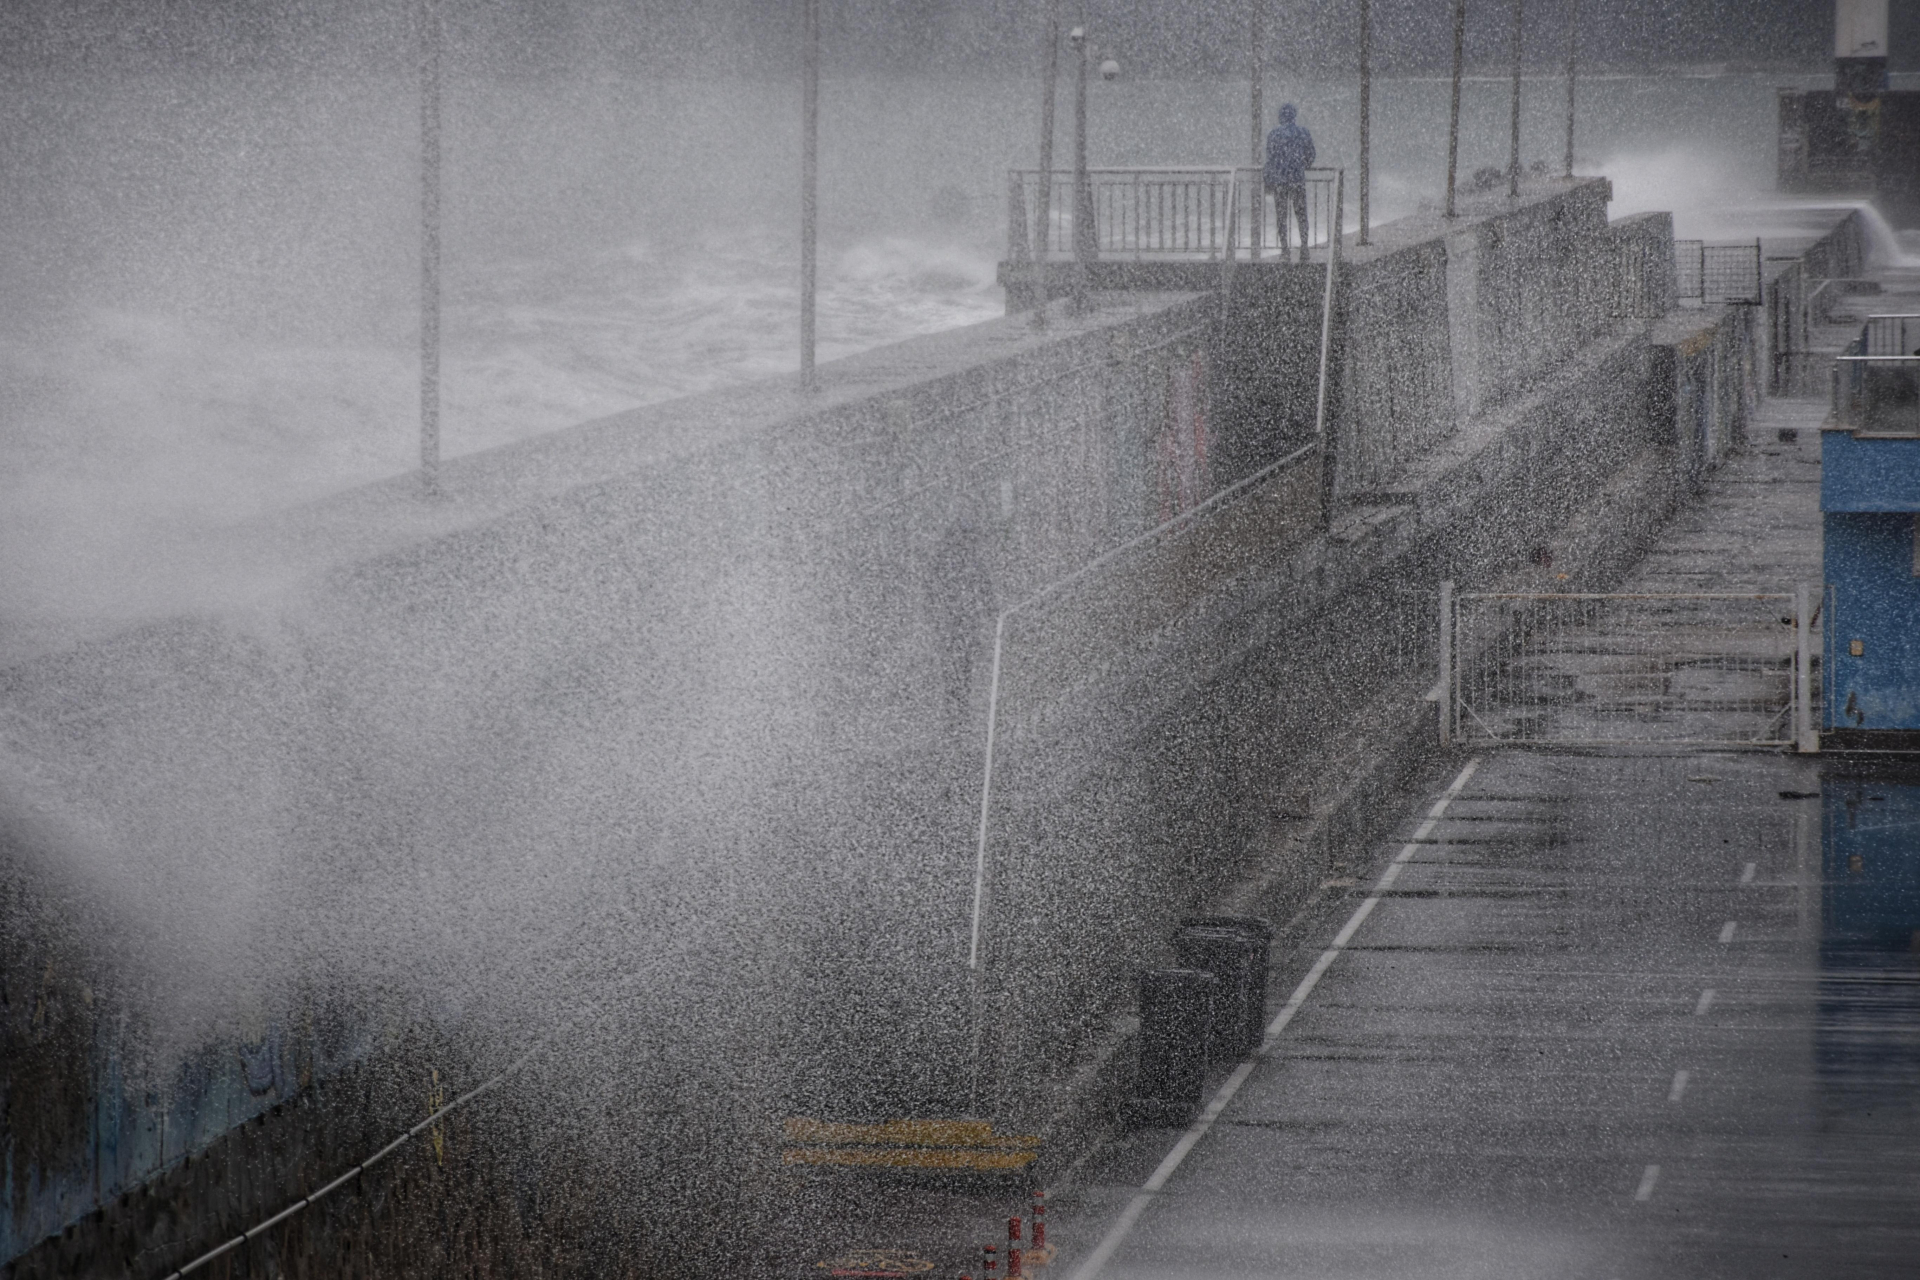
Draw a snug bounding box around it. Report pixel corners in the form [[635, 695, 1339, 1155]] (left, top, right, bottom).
[[1173, 916, 1272, 1059], [1132, 967, 1215, 1126]]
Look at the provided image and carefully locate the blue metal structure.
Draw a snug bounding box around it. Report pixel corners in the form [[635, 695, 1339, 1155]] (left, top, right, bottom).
[[1822, 325, 1920, 749], [1817, 766, 1920, 1104]]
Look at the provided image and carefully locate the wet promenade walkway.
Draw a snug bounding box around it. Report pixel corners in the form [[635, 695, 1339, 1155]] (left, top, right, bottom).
[[1053, 392, 1920, 1279]]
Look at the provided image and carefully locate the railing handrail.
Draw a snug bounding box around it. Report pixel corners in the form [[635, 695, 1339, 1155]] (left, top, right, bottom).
[[1006, 164, 1339, 263], [1836, 354, 1920, 362], [1010, 165, 1235, 177]]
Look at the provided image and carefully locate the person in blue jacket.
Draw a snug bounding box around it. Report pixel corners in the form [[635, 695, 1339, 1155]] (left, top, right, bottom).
[[1263, 104, 1316, 263]]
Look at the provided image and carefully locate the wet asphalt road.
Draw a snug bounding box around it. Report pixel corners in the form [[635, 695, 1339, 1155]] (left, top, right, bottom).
[[1051, 394, 1920, 1279], [1059, 747, 1920, 1280]]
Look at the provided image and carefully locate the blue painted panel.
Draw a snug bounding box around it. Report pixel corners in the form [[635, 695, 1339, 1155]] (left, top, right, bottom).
[[1818, 774, 1920, 1103], [1825, 512, 1920, 730], [1821, 428, 1920, 512]]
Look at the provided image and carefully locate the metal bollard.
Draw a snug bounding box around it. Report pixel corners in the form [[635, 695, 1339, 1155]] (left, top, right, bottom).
[[1031, 1190, 1046, 1251], [1008, 1217, 1024, 1277], [982, 1243, 998, 1278]]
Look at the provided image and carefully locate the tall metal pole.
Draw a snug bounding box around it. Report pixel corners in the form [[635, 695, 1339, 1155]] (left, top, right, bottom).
[[1563, 0, 1579, 177], [1445, 0, 1466, 218], [1357, 0, 1372, 244], [1507, 0, 1524, 198], [1032, 0, 1059, 325], [419, 0, 441, 490], [800, 0, 819, 391], [1249, 0, 1264, 167], [1070, 9, 1091, 313]]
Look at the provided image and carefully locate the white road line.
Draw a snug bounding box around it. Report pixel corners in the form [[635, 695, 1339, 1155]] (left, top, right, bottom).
[[1694, 988, 1716, 1016], [1668, 1069, 1690, 1103], [1718, 920, 1737, 944], [1061, 757, 1483, 1280], [1739, 862, 1756, 884], [1634, 1164, 1661, 1202]]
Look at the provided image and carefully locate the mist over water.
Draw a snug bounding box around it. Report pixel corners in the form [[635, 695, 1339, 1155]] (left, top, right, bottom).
[[0, 58, 1829, 1054], [0, 51, 1891, 1267], [0, 67, 1819, 639]]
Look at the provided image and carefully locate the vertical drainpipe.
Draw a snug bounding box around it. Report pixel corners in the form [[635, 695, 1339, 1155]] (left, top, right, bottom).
[[1445, 0, 1466, 218], [419, 0, 441, 493]]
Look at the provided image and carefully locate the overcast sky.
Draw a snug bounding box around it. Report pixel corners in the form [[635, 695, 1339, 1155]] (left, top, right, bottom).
[[1, 0, 1912, 75]]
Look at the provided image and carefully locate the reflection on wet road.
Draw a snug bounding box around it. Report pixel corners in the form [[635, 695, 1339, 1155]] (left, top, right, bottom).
[[1058, 750, 1920, 1280]]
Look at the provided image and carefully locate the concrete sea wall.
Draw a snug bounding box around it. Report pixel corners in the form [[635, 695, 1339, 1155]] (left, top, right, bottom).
[[1, 186, 1865, 1275]]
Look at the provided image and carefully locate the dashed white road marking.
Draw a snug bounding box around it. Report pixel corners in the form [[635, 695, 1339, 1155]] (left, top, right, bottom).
[[1062, 758, 1484, 1280], [1634, 1165, 1662, 1202], [1668, 1070, 1690, 1103], [1740, 862, 1756, 884], [1718, 920, 1737, 944], [1694, 988, 1716, 1015]]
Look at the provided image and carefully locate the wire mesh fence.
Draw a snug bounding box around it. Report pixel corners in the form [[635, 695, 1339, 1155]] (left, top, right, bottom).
[[1674, 240, 1764, 306], [1444, 590, 1811, 748]]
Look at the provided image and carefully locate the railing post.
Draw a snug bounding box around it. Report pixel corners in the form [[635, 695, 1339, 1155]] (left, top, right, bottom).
[[1439, 579, 1455, 746], [1795, 581, 1817, 753]]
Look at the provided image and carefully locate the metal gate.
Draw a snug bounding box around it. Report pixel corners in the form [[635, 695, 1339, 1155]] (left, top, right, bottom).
[[1438, 583, 1817, 750]]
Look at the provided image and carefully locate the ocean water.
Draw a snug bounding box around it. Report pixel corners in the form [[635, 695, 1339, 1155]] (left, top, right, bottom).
[[0, 66, 1871, 644]]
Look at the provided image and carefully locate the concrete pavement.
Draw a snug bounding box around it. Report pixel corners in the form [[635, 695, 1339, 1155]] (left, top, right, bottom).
[[1051, 395, 1920, 1279]]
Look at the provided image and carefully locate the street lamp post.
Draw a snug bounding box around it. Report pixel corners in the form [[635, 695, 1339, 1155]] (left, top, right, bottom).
[[1358, 0, 1372, 245], [419, 0, 441, 492], [1249, 0, 1265, 169], [801, 0, 819, 391], [1563, 0, 1580, 177], [1507, 0, 1525, 199], [1069, 14, 1091, 313], [1032, 0, 1060, 327], [1445, 0, 1466, 217]]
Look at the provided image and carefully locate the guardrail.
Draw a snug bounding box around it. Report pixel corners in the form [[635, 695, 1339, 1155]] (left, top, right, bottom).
[[1834, 314, 1920, 433], [1674, 239, 1763, 306], [1438, 583, 1815, 751], [1006, 166, 1340, 263]]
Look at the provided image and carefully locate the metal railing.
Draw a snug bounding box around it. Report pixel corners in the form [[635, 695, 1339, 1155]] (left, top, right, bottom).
[[1006, 167, 1339, 263], [1674, 239, 1763, 306], [1437, 584, 1815, 750], [1834, 314, 1920, 433], [1862, 314, 1920, 357], [1235, 167, 1340, 261]]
